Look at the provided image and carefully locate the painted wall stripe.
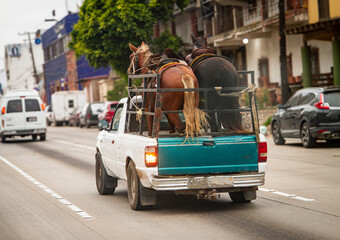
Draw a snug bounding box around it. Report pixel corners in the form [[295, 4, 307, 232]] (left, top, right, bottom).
[[0, 155, 94, 220], [259, 187, 315, 202]]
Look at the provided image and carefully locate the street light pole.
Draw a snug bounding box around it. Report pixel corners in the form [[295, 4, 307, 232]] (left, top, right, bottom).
[[19, 32, 39, 85], [279, 0, 289, 104]]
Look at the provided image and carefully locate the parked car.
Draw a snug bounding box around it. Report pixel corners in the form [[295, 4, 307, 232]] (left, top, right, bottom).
[[97, 101, 119, 130], [68, 106, 82, 127], [45, 105, 54, 126], [0, 89, 46, 142], [271, 87, 340, 148], [79, 102, 104, 128]]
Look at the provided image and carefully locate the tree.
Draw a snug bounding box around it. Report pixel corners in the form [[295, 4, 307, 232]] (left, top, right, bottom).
[[70, 0, 189, 75], [149, 29, 184, 55]]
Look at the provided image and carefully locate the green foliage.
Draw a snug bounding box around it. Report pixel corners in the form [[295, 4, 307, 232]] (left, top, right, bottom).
[[107, 77, 128, 101], [149, 29, 184, 55], [263, 116, 272, 127], [70, 0, 189, 75], [257, 88, 270, 109]]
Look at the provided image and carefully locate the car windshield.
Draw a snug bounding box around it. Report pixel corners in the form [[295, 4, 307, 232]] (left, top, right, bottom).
[[91, 103, 104, 114], [324, 92, 340, 107]]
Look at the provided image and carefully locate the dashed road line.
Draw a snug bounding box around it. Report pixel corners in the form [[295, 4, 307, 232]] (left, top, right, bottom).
[[54, 139, 96, 151], [259, 187, 316, 202], [0, 155, 94, 220]]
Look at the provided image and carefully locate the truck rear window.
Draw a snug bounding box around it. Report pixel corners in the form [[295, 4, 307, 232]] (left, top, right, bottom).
[[324, 92, 340, 107], [25, 99, 41, 112], [7, 100, 23, 113]]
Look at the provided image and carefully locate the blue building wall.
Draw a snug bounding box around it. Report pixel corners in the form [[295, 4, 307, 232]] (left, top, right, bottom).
[[77, 56, 110, 80], [42, 13, 110, 104]]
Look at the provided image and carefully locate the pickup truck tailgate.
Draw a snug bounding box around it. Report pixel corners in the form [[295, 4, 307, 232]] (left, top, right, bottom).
[[158, 135, 258, 175]]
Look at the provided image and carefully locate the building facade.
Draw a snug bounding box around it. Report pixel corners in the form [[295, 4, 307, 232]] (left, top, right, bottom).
[[42, 13, 112, 104], [162, 0, 338, 104], [4, 42, 44, 96]]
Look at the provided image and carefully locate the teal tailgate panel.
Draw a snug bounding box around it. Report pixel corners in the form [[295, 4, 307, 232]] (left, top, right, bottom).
[[158, 135, 258, 175]]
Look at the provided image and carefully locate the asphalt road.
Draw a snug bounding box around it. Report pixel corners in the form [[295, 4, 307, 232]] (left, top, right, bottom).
[[0, 126, 339, 240]]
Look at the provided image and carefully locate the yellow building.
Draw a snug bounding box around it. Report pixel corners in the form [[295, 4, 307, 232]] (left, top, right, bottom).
[[287, 0, 340, 86]]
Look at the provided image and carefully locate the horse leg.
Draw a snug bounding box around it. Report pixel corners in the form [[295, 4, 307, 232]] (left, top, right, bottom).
[[166, 113, 185, 134], [165, 114, 176, 134]]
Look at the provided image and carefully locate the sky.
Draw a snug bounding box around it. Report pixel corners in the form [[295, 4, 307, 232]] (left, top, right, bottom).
[[0, 0, 82, 85]]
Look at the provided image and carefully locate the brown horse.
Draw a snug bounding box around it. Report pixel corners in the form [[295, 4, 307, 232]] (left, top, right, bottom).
[[128, 42, 208, 138], [188, 36, 244, 132]]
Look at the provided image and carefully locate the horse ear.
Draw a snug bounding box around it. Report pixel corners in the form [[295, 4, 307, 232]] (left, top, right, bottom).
[[129, 43, 137, 52], [191, 34, 195, 43]]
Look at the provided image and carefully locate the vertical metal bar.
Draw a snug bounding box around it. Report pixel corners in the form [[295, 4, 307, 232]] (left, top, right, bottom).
[[126, 77, 132, 132], [139, 77, 147, 135], [248, 71, 259, 142], [152, 74, 161, 138]]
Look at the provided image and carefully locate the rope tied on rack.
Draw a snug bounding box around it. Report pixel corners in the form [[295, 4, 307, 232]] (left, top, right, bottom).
[[127, 84, 144, 123], [214, 83, 256, 97]]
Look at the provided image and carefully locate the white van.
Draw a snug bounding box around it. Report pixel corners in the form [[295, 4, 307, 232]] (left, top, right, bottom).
[[0, 89, 46, 142]]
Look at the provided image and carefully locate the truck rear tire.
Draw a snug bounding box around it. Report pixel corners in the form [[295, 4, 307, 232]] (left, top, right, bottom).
[[32, 135, 37, 140], [229, 190, 256, 203], [95, 151, 117, 195], [40, 134, 46, 141], [127, 161, 143, 210]]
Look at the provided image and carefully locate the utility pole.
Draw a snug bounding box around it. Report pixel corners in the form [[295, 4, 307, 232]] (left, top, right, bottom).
[[19, 32, 39, 85], [279, 0, 289, 104]]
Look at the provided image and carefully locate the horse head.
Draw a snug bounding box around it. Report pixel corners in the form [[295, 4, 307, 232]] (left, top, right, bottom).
[[128, 42, 153, 74], [191, 35, 208, 49]]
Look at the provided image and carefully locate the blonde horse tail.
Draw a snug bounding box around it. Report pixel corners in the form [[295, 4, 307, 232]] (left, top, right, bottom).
[[181, 74, 209, 139]]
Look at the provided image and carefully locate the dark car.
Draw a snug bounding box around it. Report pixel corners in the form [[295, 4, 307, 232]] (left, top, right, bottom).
[[68, 107, 82, 127], [271, 87, 340, 148], [79, 102, 104, 128]]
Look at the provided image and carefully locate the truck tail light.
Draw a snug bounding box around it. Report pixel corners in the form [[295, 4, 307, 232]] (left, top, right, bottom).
[[1, 107, 5, 114], [41, 104, 45, 111], [315, 93, 329, 110], [258, 142, 267, 162], [87, 113, 91, 119], [145, 146, 158, 167]]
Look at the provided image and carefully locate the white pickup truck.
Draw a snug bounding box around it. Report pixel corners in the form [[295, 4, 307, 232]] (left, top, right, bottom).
[[95, 94, 267, 210]]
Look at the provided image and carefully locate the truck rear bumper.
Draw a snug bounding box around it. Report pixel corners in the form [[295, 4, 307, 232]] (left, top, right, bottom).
[[151, 173, 265, 191], [1, 128, 46, 136]]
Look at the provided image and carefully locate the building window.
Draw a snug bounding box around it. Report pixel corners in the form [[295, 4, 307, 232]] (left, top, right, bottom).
[[318, 0, 330, 20]]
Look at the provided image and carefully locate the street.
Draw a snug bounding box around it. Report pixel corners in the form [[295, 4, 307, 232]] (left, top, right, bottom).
[[0, 126, 339, 240]]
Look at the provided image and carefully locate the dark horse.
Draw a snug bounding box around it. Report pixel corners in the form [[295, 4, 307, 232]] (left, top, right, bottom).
[[188, 36, 244, 132], [128, 42, 208, 138]]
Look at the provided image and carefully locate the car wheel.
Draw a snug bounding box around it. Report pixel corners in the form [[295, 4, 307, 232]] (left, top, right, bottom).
[[95, 151, 117, 195], [47, 120, 51, 126], [229, 190, 256, 203], [32, 135, 37, 140], [1, 136, 6, 143], [301, 122, 316, 148], [40, 134, 46, 141], [272, 122, 285, 145], [127, 161, 143, 210]]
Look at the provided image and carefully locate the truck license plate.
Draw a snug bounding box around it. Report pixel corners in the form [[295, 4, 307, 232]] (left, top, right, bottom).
[[27, 117, 37, 122], [188, 176, 234, 189]]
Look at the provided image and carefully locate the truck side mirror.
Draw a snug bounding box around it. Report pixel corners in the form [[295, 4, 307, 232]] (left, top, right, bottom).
[[98, 119, 109, 130]]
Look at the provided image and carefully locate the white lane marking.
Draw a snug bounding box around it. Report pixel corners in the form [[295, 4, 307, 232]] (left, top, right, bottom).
[[54, 139, 96, 151], [0, 155, 94, 220], [259, 187, 315, 202]]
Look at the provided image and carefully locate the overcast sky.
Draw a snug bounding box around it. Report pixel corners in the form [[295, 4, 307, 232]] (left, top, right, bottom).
[[0, 0, 81, 84]]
